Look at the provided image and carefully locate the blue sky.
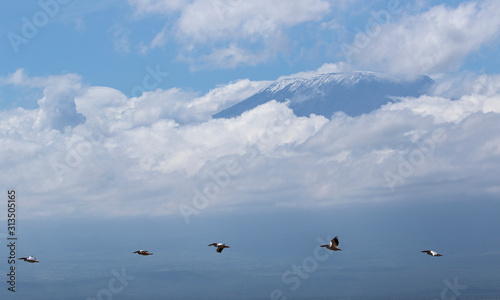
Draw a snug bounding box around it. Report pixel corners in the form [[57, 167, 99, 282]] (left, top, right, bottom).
[[2, 0, 500, 102], [2, 0, 500, 299]]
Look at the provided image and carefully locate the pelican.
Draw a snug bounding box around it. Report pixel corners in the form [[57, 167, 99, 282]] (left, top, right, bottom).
[[133, 250, 153, 256], [18, 256, 39, 263], [208, 243, 230, 253], [421, 250, 443, 257], [320, 236, 342, 251]]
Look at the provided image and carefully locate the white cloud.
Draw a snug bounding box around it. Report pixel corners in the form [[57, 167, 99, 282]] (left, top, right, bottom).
[[187, 78, 272, 116], [139, 26, 169, 54], [1, 70, 500, 219], [35, 76, 86, 131], [1, 69, 86, 131], [1, 68, 27, 85], [348, 0, 500, 76], [186, 43, 276, 70], [386, 73, 500, 123], [109, 24, 132, 54], [92, 77, 271, 127], [176, 0, 330, 43], [129, 0, 331, 68], [111, 100, 328, 176], [75, 86, 129, 125]]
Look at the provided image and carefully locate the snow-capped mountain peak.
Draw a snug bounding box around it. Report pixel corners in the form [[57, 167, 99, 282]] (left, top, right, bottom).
[[213, 72, 434, 119]]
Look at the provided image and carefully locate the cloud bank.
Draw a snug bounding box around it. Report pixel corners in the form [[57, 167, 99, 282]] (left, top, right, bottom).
[[1, 66, 500, 219]]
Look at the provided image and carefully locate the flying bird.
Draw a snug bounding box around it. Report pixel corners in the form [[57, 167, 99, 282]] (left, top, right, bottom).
[[18, 256, 39, 263], [133, 250, 153, 256], [421, 250, 443, 257], [208, 243, 230, 253], [320, 236, 342, 251]]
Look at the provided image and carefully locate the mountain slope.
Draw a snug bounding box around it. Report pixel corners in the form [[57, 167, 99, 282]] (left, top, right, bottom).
[[213, 72, 434, 119]]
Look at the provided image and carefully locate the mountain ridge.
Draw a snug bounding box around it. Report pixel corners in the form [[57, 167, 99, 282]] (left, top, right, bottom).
[[213, 72, 434, 119]]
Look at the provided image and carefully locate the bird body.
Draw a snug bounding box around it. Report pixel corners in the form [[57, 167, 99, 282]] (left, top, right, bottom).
[[133, 250, 153, 256], [208, 243, 230, 253], [18, 256, 39, 263], [320, 236, 342, 251], [421, 250, 442, 257]]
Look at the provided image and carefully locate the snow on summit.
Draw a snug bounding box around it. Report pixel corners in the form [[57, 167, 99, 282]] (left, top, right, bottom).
[[213, 72, 434, 119]]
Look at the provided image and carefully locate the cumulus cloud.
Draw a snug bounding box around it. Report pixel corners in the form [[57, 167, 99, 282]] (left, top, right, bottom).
[[186, 78, 272, 117], [347, 0, 500, 76], [1, 68, 500, 219], [1, 69, 86, 131], [89, 78, 271, 127], [109, 100, 328, 177], [390, 73, 500, 123]]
